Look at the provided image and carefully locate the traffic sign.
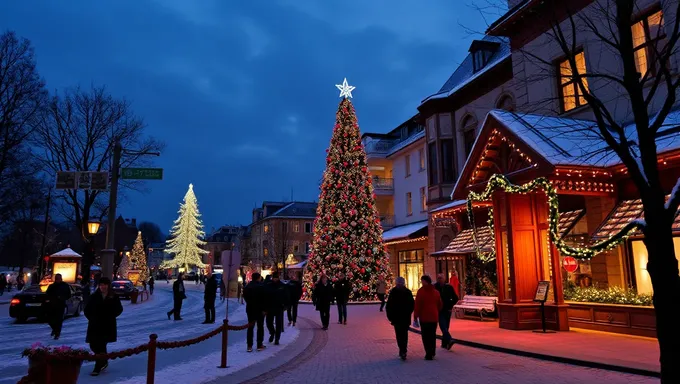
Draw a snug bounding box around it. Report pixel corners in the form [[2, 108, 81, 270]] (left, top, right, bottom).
[[562, 256, 579, 273], [77, 172, 91, 189], [55, 172, 77, 190], [121, 168, 163, 180], [90, 172, 109, 190]]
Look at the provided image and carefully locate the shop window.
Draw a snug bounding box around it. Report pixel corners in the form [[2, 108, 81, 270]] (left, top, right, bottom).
[[631, 238, 680, 294], [399, 250, 424, 292], [632, 10, 667, 79], [558, 51, 589, 112]]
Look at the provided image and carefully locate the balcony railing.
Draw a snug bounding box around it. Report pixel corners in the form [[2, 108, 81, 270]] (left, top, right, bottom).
[[373, 177, 394, 191], [380, 215, 396, 229]]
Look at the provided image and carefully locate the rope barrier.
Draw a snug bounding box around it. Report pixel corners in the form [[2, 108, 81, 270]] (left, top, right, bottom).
[[17, 319, 256, 384]]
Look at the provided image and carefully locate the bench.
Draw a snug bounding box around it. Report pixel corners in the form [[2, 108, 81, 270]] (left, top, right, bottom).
[[453, 295, 497, 321]]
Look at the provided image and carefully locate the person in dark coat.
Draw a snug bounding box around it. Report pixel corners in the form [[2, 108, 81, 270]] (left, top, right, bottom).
[[243, 273, 266, 352], [376, 275, 387, 312], [203, 273, 218, 324], [45, 273, 71, 340], [0, 274, 6, 295], [434, 273, 459, 350], [287, 277, 303, 326], [386, 277, 415, 360], [333, 273, 351, 324], [265, 272, 289, 345], [85, 277, 123, 376], [148, 276, 155, 295], [167, 273, 186, 320], [313, 275, 334, 330]]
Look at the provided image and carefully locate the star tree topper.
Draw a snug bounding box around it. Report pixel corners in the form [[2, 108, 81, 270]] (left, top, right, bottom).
[[335, 78, 355, 99]]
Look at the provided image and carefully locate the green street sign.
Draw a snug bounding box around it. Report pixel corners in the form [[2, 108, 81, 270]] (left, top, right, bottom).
[[121, 168, 163, 180]]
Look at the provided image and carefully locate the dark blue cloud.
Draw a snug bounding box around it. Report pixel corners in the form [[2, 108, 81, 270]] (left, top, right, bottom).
[[1, 0, 487, 231]]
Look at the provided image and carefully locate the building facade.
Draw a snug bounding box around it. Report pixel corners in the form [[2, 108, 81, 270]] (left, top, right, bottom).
[[363, 115, 429, 293], [416, 0, 680, 336], [246, 201, 317, 279], [203, 225, 245, 268]]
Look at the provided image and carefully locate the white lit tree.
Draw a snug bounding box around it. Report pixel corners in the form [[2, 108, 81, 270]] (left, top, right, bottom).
[[117, 250, 130, 279], [162, 184, 208, 271], [130, 231, 149, 282]]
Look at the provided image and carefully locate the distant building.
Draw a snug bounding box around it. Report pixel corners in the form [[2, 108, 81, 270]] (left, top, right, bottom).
[[147, 243, 166, 269], [247, 201, 317, 277], [203, 225, 246, 268]]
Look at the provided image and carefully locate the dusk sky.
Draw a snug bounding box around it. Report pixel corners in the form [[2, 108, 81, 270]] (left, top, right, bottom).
[[2, 1, 493, 233]]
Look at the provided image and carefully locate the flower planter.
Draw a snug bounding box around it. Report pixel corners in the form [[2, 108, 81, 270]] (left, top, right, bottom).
[[46, 360, 82, 384], [28, 356, 47, 383], [566, 301, 656, 338]]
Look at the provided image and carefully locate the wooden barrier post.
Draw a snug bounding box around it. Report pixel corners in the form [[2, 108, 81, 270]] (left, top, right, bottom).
[[147, 334, 158, 384], [219, 320, 228, 368]]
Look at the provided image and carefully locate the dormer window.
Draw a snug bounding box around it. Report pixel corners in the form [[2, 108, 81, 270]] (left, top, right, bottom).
[[469, 40, 500, 73]]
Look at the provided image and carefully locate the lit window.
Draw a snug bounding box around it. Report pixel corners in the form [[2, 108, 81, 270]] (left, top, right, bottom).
[[405, 155, 411, 177], [406, 192, 413, 216], [263, 224, 269, 233], [632, 10, 666, 80], [263, 248, 269, 257], [420, 187, 427, 212], [293, 223, 300, 232], [419, 148, 425, 171], [558, 51, 589, 112]]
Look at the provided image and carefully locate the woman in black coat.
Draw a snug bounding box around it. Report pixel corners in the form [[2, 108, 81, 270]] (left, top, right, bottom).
[[312, 275, 334, 330], [85, 277, 123, 376]]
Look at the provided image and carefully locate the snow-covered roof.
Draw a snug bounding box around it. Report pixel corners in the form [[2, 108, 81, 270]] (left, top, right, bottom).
[[484, 108, 680, 168], [421, 36, 511, 104], [430, 199, 467, 214], [386, 130, 425, 157], [382, 220, 429, 242], [50, 248, 82, 258]]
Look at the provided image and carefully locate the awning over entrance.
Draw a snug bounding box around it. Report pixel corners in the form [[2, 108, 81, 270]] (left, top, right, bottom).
[[431, 227, 494, 256], [592, 199, 680, 239], [383, 220, 428, 244]]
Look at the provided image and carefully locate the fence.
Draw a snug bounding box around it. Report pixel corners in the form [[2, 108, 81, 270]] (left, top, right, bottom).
[[18, 319, 252, 384]]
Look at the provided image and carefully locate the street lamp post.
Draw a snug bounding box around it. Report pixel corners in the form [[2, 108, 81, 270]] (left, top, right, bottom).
[[83, 220, 101, 284]]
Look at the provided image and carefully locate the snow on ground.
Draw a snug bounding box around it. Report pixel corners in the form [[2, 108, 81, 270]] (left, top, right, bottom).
[[0, 282, 242, 383], [115, 305, 300, 384]]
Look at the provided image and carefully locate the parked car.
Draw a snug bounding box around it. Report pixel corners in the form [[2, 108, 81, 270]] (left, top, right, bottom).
[[9, 284, 83, 323], [111, 279, 136, 299]]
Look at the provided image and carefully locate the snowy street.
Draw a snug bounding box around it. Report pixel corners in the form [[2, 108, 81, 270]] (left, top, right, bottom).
[[0, 282, 249, 383]]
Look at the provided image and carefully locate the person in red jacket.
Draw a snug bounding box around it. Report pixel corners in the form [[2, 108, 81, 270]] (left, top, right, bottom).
[[414, 275, 442, 360]]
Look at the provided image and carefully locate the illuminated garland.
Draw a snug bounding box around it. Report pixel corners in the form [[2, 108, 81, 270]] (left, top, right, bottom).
[[467, 206, 496, 263], [466, 174, 642, 260]]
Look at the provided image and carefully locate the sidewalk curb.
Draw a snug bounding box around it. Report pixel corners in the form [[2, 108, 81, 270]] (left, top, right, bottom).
[[407, 327, 660, 378]]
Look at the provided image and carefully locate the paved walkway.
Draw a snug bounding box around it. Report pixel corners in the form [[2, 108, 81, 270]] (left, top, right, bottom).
[[448, 316, 659, 374], [214, 304, 656, 384]]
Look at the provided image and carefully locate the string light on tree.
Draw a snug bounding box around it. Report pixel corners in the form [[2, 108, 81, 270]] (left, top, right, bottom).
[[117, 249, 130, 278], [302, 79, 393, 301], [162, 184, 208, 271], [130, 231, 149, 282]]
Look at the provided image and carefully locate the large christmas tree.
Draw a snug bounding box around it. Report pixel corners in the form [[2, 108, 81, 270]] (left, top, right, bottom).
[[162, 184, 208, 271], [303, 79, 393, 301], [130, 231, 149, 282]]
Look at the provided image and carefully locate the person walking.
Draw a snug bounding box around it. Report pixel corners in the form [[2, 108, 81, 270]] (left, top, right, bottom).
[[148, 276, 155, 295], [334, 273, 351, 325], [414, 275, 442, 360], [287, 277, 303, 326], [243, 272, 266, 352], [265, 272, 289, 345], [435, 273, 458, 350], [203, 272, 218, 324], [167, 273, 186, 320], [376, 276, 387, 312], [85, 277, 123, 376], [449, 269, 461, 298], [45, 273, 71, 340], [386, 277, 414, 361], [313, 275, 334, 330], [16, 275, 25, 291]]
